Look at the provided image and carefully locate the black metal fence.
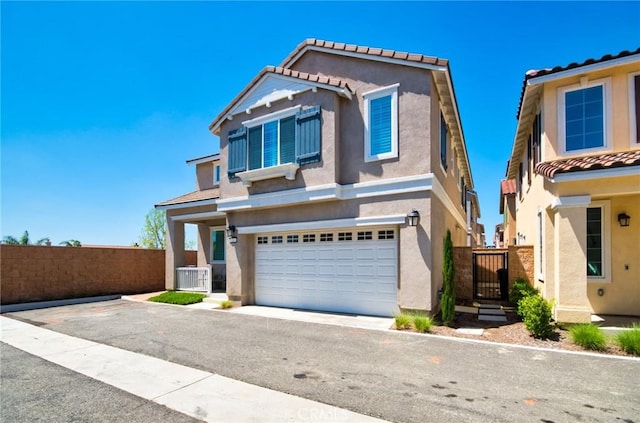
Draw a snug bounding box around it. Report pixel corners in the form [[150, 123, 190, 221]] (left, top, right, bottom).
[[473, 251, 508, 300]]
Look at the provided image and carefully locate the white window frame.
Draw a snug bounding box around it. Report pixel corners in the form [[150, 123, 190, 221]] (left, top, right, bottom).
[[210, 226, 226, 264], [586, 200, 611, 283], [363, 83, 399, 162], [213, 164, 221, 186], [629, 71, 640, 147], [557, 77, 612, 156]]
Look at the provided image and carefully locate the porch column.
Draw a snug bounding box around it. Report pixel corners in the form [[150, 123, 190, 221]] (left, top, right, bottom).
[[165, 216, 185, 290], [552, 196, 591, 323]]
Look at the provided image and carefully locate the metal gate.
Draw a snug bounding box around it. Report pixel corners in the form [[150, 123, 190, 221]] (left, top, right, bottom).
[[473, 251, 508, 300]]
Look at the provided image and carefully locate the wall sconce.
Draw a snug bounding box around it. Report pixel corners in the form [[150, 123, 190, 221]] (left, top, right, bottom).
[[618, 212, 630, 227], [226, 225, 238, 244], [407, 209, 420, 227]]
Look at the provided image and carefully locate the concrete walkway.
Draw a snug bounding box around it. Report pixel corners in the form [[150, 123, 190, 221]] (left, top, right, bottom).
[[0, 315, 387, 423]]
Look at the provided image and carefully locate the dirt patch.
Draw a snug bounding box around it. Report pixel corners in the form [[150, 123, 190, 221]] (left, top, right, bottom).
[[401, 310, 633, 357]]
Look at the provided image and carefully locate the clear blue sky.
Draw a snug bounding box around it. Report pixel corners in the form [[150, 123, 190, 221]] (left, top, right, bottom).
[[2, 1, 639, 246]]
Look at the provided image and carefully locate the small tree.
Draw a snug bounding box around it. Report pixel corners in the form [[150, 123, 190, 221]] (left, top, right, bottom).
[[139, 209, 166, 249], [441, 229, 456, 325]]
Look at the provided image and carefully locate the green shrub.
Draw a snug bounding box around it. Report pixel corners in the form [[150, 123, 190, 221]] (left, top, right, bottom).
[[394, 313, 412, 330], [219, 300, 234, 309], [569, 324, 607, 351], [616, 324, 640, 356], [509, 278, 538, 317], [441, 229, 456, 326], [520, 294, 554, 339], [412, 314, 434, 333], [148, 291, 206, 305]]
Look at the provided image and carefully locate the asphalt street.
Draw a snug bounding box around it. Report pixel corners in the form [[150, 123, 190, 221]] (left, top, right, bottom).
[[2, 299, 639, 423]]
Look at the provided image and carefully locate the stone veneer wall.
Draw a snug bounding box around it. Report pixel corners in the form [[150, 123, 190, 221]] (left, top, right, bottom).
[[454, 246, 534, 303], [0, 245, 197, 305]]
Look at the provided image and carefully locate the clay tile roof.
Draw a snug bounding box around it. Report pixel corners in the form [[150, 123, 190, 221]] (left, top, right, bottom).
[[500, 179, 517, 195], [535, 150, 640, 179], [209, 66, 352, 133], [280, 38, 449, 68], [517, 48, 640, 120], [156, 188, 219, 208]]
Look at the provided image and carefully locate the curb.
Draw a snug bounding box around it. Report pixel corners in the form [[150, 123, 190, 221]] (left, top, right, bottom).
[[0, 295, 122, 314]]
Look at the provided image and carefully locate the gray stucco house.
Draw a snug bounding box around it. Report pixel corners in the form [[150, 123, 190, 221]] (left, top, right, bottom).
[[156, 39, 480, 317]]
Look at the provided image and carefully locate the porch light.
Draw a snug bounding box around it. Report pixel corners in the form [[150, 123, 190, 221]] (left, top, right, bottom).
[[226, 225, 238, 243], [617, 212, 630, 227], [407, 209, 420, 227]]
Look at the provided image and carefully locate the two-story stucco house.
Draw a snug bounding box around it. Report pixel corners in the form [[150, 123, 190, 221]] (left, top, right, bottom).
[[156, 39, 478, 317], [506, 48, 640, 323]]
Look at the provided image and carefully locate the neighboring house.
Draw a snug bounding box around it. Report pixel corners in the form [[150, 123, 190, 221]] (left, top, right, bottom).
[[494, 223, 505, 248], [506, 48, 640, 322], [498, 179, 517, 246], [157, 39, 478, 317]]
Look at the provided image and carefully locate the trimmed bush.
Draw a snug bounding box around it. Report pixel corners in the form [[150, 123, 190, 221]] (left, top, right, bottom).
[[219, 300, 234, 309], [148, 291, 206, 305], [413, 314, 434, 333], [509, 278, 538, 317], [520, 294, 554, 339], [616, 324, 640, 356], [569, 324, 606, 351]]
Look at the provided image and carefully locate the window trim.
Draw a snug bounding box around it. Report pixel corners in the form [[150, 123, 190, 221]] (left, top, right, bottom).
[[629, 71, 640, 146], [363, 83, 399, 162], [210, 226, 226, 264], [557, 77, 612, 156], [587, 200, 611, 283]]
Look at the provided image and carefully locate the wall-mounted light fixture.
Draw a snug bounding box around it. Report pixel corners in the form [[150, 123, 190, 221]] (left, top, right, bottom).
[[618, 212, 630, 227], [227, 225, 238, 244], [407, 209, 420, 227]]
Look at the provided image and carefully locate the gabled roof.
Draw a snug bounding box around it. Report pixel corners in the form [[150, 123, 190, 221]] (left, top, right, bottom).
[[186, 153, 220, 166], [209, 66, 353, 135], [535, 150, 640, 180], [499, 179, 516, 214], [280, 38, 449, 69], [155, 188, 219, 209], [507, 48, 640, 179]]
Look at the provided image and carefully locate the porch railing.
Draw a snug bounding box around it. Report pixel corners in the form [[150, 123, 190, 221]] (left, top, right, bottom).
[[176, 266, 211, 293]]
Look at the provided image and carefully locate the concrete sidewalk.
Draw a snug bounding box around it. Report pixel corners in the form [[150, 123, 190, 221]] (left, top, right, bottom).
[[0, 315, 387, 423]]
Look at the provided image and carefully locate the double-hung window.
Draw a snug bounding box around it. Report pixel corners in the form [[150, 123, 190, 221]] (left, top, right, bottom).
[[247, 108, 297, 170], [363, 84, 399, 162], [211, 227, 225, 263], [558, 78, 611, 154], [213, 164, 221, 186]]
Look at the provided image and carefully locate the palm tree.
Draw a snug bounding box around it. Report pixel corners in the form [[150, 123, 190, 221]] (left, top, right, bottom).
[[2, 231, 31, 245], [59, 240, 82, 247]]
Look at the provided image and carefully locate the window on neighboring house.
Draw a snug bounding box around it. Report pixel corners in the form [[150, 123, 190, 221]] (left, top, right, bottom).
[[454, 150, 460, 189], [631, 73, 640, 144], [558, 79, 610, 153], [213, 164, 221, 186], [532, 112, 542, 168], [440, 112, 448, 171], [460, 180, 466, 210], [227, 106, 321, 177], [586, 207, 603, 277], [526, 136, 532, 186], [363, 84, 399, 162], [518, 162, 523, 200], [211, 228, 225, 262]]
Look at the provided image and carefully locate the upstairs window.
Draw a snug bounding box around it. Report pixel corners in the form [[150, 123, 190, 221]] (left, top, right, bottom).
[[558, 78, 611, 154], [213, 164, 221, 186], [532, 112, 542, 168], [631, 73, 640, 144], [364, 84, 399, 162], [440, 112, 448, 171], [227, 106, 321, 177]]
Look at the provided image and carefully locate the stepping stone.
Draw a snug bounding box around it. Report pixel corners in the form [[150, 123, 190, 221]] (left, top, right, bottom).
[[478, 309, 506, 316], [456, 328, 484, 336], [478, 314, 508, 322]]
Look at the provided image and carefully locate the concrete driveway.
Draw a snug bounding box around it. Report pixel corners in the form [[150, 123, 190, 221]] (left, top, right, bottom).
[[2, 299, 639, 423]]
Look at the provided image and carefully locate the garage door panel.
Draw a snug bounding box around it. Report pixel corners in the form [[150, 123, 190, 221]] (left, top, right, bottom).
[[255, 227, 398, 317]]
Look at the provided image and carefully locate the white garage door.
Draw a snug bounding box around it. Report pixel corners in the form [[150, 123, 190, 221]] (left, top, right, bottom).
[[255, 227, 398, 317]]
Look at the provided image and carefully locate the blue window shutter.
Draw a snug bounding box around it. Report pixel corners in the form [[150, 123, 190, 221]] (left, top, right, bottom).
[[227, 127, 247, 176], [280, 116, 296, 164], [370, 96, 392, 155], [295, 106, 321, 165], [248, 126, 262, 170]]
